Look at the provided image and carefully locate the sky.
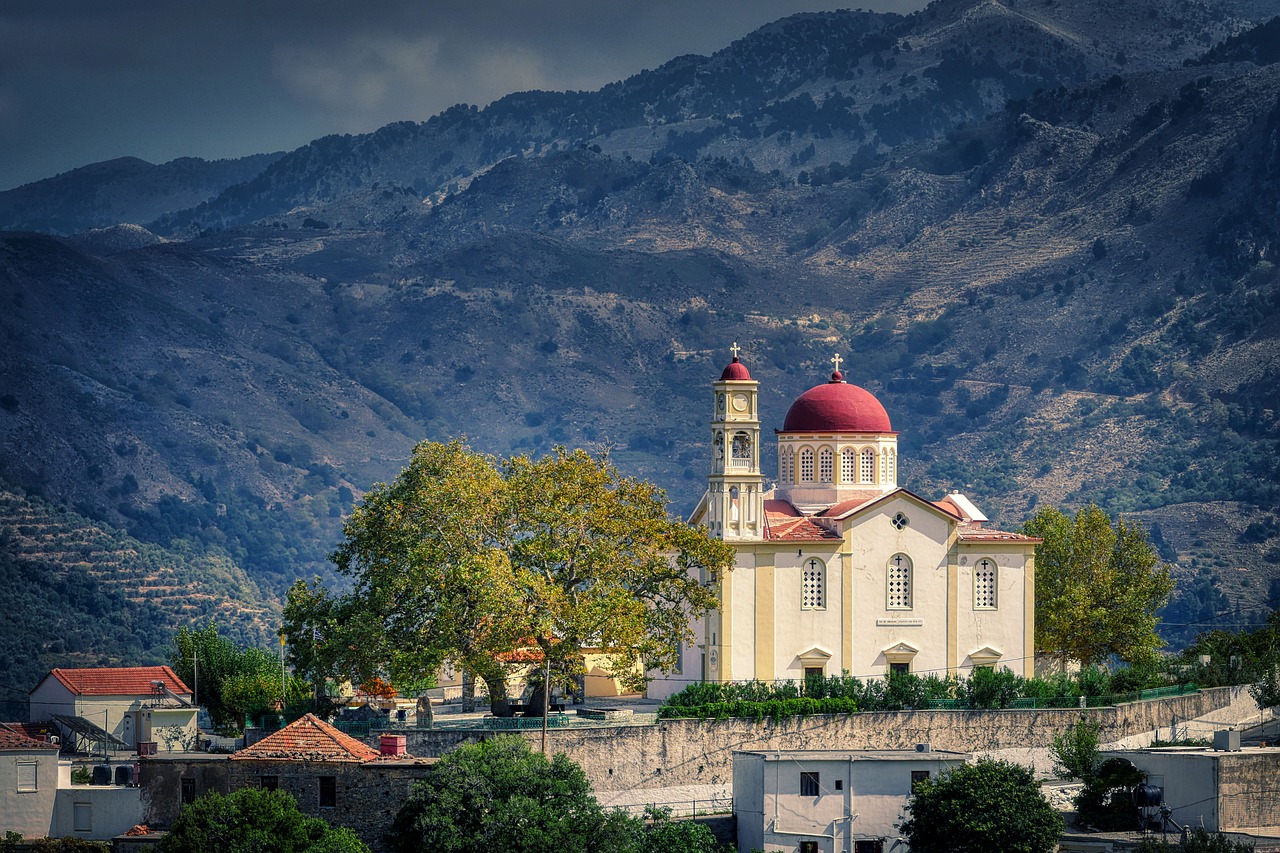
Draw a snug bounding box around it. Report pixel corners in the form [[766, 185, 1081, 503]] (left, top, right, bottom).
[[0, 0, 928, 191]]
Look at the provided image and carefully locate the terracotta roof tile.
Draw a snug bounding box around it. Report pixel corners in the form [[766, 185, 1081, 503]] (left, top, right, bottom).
[[958, 522, 1041, 543], [38, 666, 191, 697], [0, 725, 60, 751], [765, 513, 841, 541], [232, 713, 382, 763], [816, 492, 886, 518]]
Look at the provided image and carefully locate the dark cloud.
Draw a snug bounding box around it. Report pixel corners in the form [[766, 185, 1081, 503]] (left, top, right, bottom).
[[0, 0, 926, 190]]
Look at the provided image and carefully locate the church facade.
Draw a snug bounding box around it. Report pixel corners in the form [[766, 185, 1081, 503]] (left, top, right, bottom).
[[648, 350, 1039, 698]]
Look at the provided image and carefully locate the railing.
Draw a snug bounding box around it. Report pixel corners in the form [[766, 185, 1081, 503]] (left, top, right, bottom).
[[608, 793, 734, 818], [333, 712, 660, 736], [918, 683, 1200, 711]]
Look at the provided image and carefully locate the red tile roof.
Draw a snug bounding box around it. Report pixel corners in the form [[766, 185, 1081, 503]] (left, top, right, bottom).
[[37, 666, 192, 697], [0, 724, 60, 751], [764, 512, 841, 541], [232, 713, 382, 763], [957, 521, 1041, 543], [816, 491, 886, 519]]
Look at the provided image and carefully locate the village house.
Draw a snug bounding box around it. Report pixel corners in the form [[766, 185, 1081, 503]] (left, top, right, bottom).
[[733, 747, 970, 853], [140, 713, 434, 852], [29, 666, 197, 753]]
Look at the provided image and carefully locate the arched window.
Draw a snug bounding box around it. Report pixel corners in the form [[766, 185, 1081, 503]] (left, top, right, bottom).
[[841, 448, 856, 483], [887, 448, 896, 484], [780, 447, 793, 483], [713, 431, 724, 465], [731, 431, 751, 468], [818, 447, 834, 482], [860, 448, 876, 484], [799, 448, 815, 482], [730, 486, 740, 523], [887, 553, 912, 609], [802, 558, 825, 609], [974, 558, 997, 609]]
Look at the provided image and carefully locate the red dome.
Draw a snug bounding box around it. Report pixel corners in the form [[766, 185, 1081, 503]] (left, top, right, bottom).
[[782, 374, 893, 433], [719, 357, 752, 381]]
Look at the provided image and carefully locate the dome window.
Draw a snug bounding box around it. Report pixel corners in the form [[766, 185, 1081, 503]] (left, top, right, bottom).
[[818, 448, 834, 483], [799, 448, 815, 483]]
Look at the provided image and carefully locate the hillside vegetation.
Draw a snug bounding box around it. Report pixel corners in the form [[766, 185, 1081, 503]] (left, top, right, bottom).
[[0, 0, 1278, 683]]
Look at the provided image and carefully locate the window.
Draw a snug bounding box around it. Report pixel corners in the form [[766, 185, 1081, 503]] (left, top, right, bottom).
[[860, 448, 876, 483], [803, 666, 824, 688], [886, 448, 896, 483], [17, 762, 37, 792], [855, 842, 885, 853], [887, 554, 912, 609], [713, 431, 724, 464], [732, 431, 751, 466], [730, 486, 740, 522], [891, 512, 909, 530], [911, 770, 931, 790], [319, 776, 337, 808], [841, 447, 856, 483], [974, 558, 997, 609], [260, 776, 278, 791], [818, 447, 833, 482], [802, 558, 825, 609], [800, 771, 820, 797], [181, 778, 196, 805], [73, 803, 92, 833], [834, 779, 843, 791], [780, 447, 794, 483], [800, 842, 820, 853], [799, 448, 814, 482], [889, 662, 910, 676]]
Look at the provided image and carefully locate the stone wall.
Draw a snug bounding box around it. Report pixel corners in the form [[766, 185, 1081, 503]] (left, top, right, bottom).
[[1216, 752, 1280, 831], [398, 687, 1233, 793]]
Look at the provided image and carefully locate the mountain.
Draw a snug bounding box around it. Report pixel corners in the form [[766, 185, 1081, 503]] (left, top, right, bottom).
[[0, 153, 284, 236], [1, 0, 1279, 686]]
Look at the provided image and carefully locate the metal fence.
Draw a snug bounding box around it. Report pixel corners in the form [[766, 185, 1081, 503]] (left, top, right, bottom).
[[608, 793, 734, 818], [334, 712, 660, 737], [918, 683, 1199, 710]]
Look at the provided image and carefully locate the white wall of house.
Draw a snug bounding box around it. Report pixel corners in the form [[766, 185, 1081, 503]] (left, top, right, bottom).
[[733, 749, 969, 853], [1108, 750, 1222, 832], [30, 682, 196, 753], [0, 751, 63, 837], [52, 786, 143, 839]]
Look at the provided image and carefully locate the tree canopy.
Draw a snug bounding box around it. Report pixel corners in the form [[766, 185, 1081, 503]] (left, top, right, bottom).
[[1023, 504, 1174, 667], [898, 759, 1063, 853], [388, 736, 727, 853], [158, 787, 369, 853], [284, 440, 735, 704], [170, 623, 310, 730]]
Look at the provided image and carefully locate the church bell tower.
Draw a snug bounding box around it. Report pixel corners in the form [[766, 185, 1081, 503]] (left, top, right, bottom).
[[708, 344, 765, 540]]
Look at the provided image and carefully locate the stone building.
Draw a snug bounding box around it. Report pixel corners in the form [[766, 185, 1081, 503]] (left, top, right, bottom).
[[649, 350, 1040, 697], [141, 713, 433, 852]]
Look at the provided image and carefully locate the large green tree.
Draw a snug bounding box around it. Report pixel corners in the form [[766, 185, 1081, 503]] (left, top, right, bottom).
[[898, 759, 1063, 853], [388, 736, 637, 853], [158, 787, 369, 853], [284, 440, 735, 708], [1023, 505, 1174, 667]]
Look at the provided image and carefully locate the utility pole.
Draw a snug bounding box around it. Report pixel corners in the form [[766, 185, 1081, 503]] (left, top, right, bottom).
[[540, 652, 551, 755]]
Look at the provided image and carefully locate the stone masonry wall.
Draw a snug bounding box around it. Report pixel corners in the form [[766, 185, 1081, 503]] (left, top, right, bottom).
[[1217, 752, 1280, 831], [398, 687, 1233, 793]]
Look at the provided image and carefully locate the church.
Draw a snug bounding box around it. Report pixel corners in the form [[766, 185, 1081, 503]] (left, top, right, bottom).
[[647, 348, 1039, 698]]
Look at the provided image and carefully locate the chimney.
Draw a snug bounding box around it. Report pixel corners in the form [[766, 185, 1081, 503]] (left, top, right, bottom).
[[379, 734, 407, 757]]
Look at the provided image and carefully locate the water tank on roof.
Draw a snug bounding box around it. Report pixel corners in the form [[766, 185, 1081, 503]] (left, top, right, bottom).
[[114, 765, 133, 786], [91, 764, 112, 786]]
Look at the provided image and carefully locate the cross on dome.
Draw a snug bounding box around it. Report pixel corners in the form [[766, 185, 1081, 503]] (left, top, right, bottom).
[[830, 353, 842, 373], [730, 342, 741, 360]]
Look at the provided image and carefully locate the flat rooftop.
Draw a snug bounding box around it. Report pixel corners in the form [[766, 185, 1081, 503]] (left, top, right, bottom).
[[735, 748, 969, 761]]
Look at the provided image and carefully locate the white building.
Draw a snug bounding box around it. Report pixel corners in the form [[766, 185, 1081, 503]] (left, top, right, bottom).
[[733, 747, 970, 853], [0, 724, 143, 840], [29, 667, 197, 753], [649, 351, 1039, 698], [1106, 745, 1280, 834]]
